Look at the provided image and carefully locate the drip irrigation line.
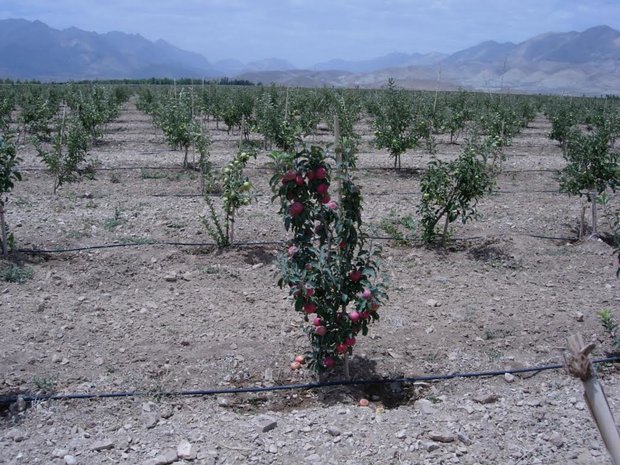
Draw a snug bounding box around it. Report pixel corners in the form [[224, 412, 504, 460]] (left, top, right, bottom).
[[151, 188, 562, 198], [1, 356, 618, 406], [17, 240, 285, 254], [16, 232, 578, 255], [17, 165, 562, 175]]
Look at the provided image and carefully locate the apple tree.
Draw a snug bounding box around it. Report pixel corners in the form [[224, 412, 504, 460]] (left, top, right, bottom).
[[270, 143, 387, 377]]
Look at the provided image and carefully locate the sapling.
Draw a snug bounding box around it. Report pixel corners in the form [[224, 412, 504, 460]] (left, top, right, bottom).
[[35, 112, 90, 194], [271, 143, 387, 377], [419, 135, 498, 244], [203, 150, 255, 246], [0, 133, 21, 257], [371, 79, 420, 170], [558, 128, 618, 237]]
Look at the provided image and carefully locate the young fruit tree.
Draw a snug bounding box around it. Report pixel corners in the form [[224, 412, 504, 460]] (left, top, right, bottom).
[[558, 128, 618, 237], [0, 133, 21, 257], [371, 79, 420, 170], [202, 150, 256, 246], [35, 113, 90, 194], [419, 136, 499, 244], [270, 143, 387, 378]]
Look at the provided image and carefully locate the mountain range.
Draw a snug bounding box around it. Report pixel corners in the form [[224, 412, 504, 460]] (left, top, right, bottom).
[[0, 19, 618, 95]]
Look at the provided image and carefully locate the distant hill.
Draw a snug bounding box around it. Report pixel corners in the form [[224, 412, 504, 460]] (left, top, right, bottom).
[[0, 18, 217, 80], [313, 52, 446, 73], [248, 25, 620, 95], [0, 19, 618, 95]]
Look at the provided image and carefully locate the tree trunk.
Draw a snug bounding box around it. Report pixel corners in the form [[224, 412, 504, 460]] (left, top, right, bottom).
[[0, 204, 7, 257], [442, 214, 450, 245], [591, 191, 598, 236]]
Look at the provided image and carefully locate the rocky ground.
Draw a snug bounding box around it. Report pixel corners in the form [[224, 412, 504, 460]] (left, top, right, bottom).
[[1, 102, 619, 465]]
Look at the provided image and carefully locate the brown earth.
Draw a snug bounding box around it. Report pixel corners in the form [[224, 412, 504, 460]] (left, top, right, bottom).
[[1, 103, 619, 465]]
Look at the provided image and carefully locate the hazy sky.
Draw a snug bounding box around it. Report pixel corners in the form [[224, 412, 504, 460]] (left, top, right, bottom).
[[0, 0, 618, 66]]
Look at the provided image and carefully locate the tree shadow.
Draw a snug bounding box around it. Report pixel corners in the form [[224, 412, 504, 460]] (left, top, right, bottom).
[[316, 355, 420, 409]]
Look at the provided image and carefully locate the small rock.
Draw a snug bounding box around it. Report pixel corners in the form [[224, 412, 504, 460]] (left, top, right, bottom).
[[177, 440, 196, 460], [426, 299, 441, 307], [164, 275, 177, 282], [504, 373, 515, 383], [423, 441, 441, 452], [143, 414, 159, 429], [429, 431, 455, 443], [160, 405, 174, 419], [457, 432, 473, 446], [148, 449, 179, 465], [52, 448, 69, 458], [91, 439, 115, 451], [575, 312, 584, 322], [256, 415, 278, 433], [305, 453, 322, 462], [549, 432, 564, 448], [415, 398, 436, 414], [64, 455, 78, 465], [473, 393, 499, 404], [327, 427, 341, 437], [16, 396, 27, 412], [396, 429, 407, 439]]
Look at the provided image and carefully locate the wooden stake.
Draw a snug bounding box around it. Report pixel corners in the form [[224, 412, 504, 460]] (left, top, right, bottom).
[[579, 204, 587, 241], [591, 191, 598, 236], [334, 114, 350, 380], [566, 334, 620, 464], [0, 204, 7, 257]]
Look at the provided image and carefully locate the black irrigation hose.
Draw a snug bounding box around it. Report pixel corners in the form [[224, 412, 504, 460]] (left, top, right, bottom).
[[16, 240, 286, 254], [16, 233, 577, 255], [151, 189, 561, 198], [2, 356, 619, 406], [17, 165, 562, 174]]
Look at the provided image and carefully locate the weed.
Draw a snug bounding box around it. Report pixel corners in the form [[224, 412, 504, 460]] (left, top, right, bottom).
[[599, 309, 620, 351], [140, 169, 168, 180], [32, 375, 57, 393], [483, 328, 512, 340], [0, 263, 34, 283], [486, 348, 503, 362], [103, 206, 126, 231], [118, 236, 154, 245], [378, 209, 417, 245]]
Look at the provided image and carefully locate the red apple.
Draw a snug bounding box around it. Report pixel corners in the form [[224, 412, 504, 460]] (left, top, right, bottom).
[[295, 355, 305, 364], [316, 183, 329, 196], [304, 302, 317, 314], [289, 201, 304, 217], [315, 166, 328, 180], [336, 343, 348, 354], [362, 288, 372, 300], [291, 361, 301, 370], [349, 311, 360, 323], [323, 356, 335, 368], [345, 336, 356, 347], [315, 326, 327, 336], [349, 270, 362, 282], [313, 317, 323, 326], [295, 174, 305, 186], [282, 169, 297, 183]]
